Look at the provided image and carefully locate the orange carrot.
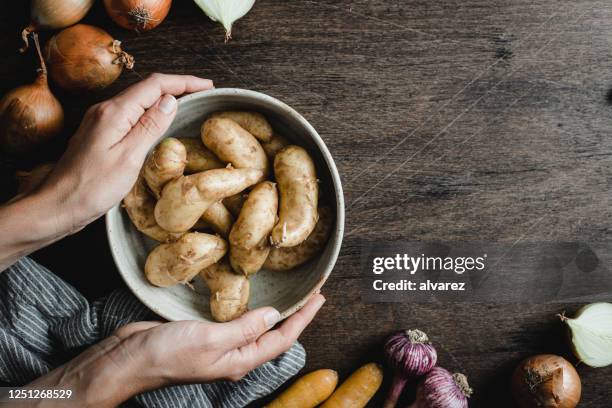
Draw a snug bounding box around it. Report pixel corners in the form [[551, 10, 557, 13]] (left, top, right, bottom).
[[265, 369, 339, 408], [320, 363, 384, 408]]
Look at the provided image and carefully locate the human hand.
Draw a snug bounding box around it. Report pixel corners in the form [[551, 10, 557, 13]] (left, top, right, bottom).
[[22, 295, 325, 407], [0, 74, 214, 271], [40, 73, 214, 233]]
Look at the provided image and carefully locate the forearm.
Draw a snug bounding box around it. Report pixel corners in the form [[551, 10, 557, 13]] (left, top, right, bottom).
[[0, 189, 76, 272]]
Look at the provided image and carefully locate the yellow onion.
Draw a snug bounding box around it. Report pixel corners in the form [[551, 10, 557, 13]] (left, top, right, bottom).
[[44, 24, 135, 92], [21, 0, 95, 51], [0, 34, 64, 154], [511, 354, 581, 408], [16, 162, 55, 195], [104, 0, 172, 32]]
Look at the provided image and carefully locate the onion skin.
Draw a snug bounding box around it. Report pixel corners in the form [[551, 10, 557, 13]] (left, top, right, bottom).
[[410, 368, 472, 408], [1, 35, 63, 154], [104, 0, 172, 31], [16, 162, 55, 195], [384, 329, 437, 408], [21, 0, 95, 51], [511, 354, 581, 408], [44, 24, 135, 92]]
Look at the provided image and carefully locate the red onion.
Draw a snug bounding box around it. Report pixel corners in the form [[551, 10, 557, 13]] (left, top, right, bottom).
[[409, 367, 472, 408], [384, 329, 438, 408]]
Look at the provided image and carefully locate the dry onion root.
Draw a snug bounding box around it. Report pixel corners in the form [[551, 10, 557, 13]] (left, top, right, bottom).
[[21, 0, 95, 52], [104, 0, 172, 32], [0, 34, 64, 154], [44, 24, 135, 92]]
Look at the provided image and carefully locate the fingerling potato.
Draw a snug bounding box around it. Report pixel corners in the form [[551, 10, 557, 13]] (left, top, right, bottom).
[[200, 259, 249, 322], [261, 133, 289, 160], [223, 193, 247, 217], [230, 182, 278, 249], [155, 167, 263, 233], [265, 207, 332, 271], [177, 137, 224, 174], [145, 232, 227, 287], [200, 201, 234, 238], [210, 111, 273, 142], [201, 117, 268, 180], [143, 137, 187, 198], [229, 181, 278, 276], [230, 244, 271, 277], [270, 146, 319, 247], [123, 175, 183, 242]]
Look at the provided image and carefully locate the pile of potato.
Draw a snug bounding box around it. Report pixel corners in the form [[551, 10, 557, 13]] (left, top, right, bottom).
[[123, 111, 333, 322]]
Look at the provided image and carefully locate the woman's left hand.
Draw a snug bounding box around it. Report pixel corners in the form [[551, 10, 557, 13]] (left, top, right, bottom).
[[0, 74, 213, 270], [42, 74, 214, 232]]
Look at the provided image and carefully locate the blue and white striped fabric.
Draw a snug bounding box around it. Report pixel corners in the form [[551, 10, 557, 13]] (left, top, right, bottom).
[[0, 257, 305, 407]]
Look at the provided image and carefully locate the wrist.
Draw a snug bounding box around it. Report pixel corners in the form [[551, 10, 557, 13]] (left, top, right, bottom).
[[0, 192, 70, 270], [29, 336, 156, 407]]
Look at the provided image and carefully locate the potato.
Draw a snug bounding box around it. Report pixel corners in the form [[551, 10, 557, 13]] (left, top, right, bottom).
[[265, 207, 332, 271], [145, 232, 227, 287], [230, 182, 278, 248], [155, 167, 263, 233], [200, 259, 249, 322], [261, 133, 289, 160], [270, 146, 319, 247], [201, 117, 268, 180], [123, 176, 183, 242], [200, 202, 233, 238], [230, 245, 271, 277], [229, 181, 278, 276], [210, 111, 273, 142], [143, 137, 187, 198], [177, 137, 224, 174], [223, 193, 247, 217]]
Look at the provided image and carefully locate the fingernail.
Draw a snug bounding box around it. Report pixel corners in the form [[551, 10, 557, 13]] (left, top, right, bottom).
[[159, 94, 177, 114], [264, 309, 281, 329]]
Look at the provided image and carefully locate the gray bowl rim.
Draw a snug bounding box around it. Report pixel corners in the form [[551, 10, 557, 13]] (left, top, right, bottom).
[[105, 87, 345, 321]]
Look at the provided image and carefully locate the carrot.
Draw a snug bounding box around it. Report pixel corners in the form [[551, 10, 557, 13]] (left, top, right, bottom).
[[265, 369, 339, 408], [320, 363, 384, 408]]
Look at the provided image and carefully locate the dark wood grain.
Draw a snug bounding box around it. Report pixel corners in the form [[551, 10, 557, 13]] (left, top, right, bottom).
[[2, 1, 612, 407]]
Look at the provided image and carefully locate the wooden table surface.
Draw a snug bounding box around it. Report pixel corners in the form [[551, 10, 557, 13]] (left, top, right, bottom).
[[2, 1, 612, 407]]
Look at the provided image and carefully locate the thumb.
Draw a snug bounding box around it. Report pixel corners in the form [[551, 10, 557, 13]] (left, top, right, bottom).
[[126, 94, 178, 156], [213, 307, 282, 350]]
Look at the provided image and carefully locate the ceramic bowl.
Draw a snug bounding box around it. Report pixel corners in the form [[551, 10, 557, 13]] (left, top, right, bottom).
[[106, 88, 344, 322]]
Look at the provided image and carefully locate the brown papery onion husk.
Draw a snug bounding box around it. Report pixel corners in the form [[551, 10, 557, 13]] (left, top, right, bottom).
[[21, 0, 95, 52], [44, 24, 135, 93], [511, 354, 581, 408], [104, 0, 172, 32], [16, 162, 55, 195], [0, 34, 64, 155]]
